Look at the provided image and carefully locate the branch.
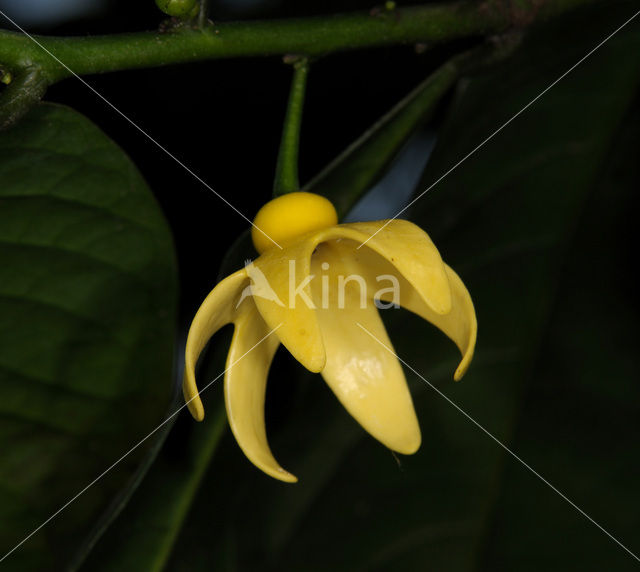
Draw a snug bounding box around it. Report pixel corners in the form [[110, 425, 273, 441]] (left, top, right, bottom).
[[0, 67, 48, 130], [0, 0, 595, 83]]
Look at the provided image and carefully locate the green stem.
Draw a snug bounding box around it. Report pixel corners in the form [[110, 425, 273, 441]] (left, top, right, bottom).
[[0, 66, 48, 130], [273, 58, 309, 196], [0, 0, 594, 84], [198, 0, 209, 29]]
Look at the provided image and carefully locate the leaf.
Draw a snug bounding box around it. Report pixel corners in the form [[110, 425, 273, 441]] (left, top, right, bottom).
[[78, 392, 228, 572], [479, 85, 640, 571], [154, 2, 640, 570], [0, 103, 177, 570], [67, 392, 182, 571], [76, 232, 255, 571], [303, 53, 463, 219]]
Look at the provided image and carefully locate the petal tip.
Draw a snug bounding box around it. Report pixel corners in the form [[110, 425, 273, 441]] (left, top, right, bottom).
[[292, 344, 326, 373], [277, 469, 298, 484], [261, 464, 298, 483], [306, 353, 326, 373], [393, 431, 421, 455], [187, 398, 205, 421], [183, 372, 205, 421], [426, 272, 453, 315], [432, 294, 453, 316], [453, 339, 476, 381]]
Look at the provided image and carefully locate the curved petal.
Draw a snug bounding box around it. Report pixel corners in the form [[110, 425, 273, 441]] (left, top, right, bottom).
[[324, 220, 452, 315], [324, 240, 476, 381], [311, 243, 421, 454], [248, 219, 449, 375], [248, 239, 326, 373], [225, 299, 296, 482], [398, 264, 477, 381], [183, 268, 247, 421]]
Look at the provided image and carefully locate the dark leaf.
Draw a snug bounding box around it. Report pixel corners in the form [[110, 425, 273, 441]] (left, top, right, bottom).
[[303, 54, 463, 219], [77, 233, 255, 571], [0, 103, 177, 570]]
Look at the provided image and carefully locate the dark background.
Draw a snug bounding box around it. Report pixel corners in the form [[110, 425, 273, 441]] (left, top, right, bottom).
[[1, 0, 639, 570]]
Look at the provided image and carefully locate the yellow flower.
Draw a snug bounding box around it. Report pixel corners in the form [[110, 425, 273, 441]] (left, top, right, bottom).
[[183, 192, 477, 482]]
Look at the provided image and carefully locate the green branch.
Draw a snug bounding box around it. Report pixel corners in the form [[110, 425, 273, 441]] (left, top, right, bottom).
[[0, 66, 48, 129], [0, 0, 594, 83], [273, 58, 309, 196]]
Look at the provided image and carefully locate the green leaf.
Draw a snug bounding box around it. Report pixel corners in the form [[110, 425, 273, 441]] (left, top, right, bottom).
[[78, 391, 228, 572], [77, 232, 255, 571], [67, 392, 181, 571], [152, 3, 640, 570], [0, 103, 177, 570], [479, 87, 640, 571], [303, 54, 463, 219]]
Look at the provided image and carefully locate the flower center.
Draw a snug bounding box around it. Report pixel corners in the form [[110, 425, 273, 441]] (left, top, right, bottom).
[[251, 192, 338, 254]]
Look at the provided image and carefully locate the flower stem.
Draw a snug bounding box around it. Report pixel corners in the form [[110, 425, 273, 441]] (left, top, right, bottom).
[[273, 58, 309, 197]]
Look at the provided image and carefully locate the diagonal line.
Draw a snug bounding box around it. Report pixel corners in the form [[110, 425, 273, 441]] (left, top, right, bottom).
[[356, 322, 640, 563], [0, 9, 283, 251], [0, 323, 283, 564], [357, 9, 640, 250]]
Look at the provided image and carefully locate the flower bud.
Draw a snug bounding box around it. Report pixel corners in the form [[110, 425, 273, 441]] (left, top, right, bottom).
[[155, 0, 199, 19]]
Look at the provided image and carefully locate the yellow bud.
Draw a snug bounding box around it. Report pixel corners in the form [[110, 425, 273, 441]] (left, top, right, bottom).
[[251, 192, 338, 254]]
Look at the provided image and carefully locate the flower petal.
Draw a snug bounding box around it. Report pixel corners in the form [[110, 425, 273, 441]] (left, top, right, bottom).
[[183, 268, 247, 421], [248, 239, 326, 373], [324, 240, 476, 381], [311, 243, 421, 454], [396, 264, 477, 381], [247, 219, 451, 375], [326, 220, 452, 315], [225, 299, 296, 483]]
